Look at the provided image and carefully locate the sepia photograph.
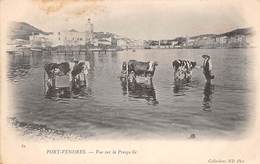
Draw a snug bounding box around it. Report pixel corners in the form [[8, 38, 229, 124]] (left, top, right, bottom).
[[1, 0, 260, 163]]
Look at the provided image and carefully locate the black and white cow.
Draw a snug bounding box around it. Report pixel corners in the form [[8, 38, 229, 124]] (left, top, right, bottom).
[[128, 60, 158, 77], [70, 60, 90, 89], [126, 60, 158, 84], [44, 61, 90, 97], [172, 59, 197, 82]]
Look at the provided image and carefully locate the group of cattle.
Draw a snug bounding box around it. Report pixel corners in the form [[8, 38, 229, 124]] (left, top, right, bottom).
[[43, 58, 209, 98], [44, 60, 90, 79], [121, 59, 198, 84], [44, 60, 90, 97]]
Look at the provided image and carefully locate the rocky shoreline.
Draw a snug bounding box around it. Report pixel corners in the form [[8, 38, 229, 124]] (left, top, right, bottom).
[[9, 117, 83, 140]]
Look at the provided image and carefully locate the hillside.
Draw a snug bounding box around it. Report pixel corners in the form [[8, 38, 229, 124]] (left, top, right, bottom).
[[190, 34, 217, 39], [190, 27, 253, 39], [217, 27, 253, 37], [8, 22, 50, 40]]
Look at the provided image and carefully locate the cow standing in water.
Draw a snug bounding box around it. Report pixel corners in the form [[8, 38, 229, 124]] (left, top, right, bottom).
[[127, 60, 158, 84], [120, 60, 158, 105], [172, 59, 197, 83], [44, 62, 71, 98], [71, 60, 90, 91]]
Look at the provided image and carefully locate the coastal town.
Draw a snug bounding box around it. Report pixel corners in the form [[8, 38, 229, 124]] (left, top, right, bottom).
[[7, 18, 255, 54]]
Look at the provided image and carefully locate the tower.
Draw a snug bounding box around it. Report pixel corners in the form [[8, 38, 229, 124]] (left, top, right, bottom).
[[86, 18, 94, 45], [87, 18, 94, 33]]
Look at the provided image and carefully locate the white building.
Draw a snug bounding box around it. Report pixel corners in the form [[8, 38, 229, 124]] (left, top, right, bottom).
[[117, 38, 128, 49], [98, 38, 112, 46], [43, 19, 94, 47], [29, 33, 52, 48], [218, 36, 228, 44], [133, 39, 144, 49], [49, 29, 86, 47], [93, 37, 112, 47], [186, 38, 195, 47]]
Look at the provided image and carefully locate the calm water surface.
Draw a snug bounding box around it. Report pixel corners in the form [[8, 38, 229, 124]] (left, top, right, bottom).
[[7, 49, 255, 139]]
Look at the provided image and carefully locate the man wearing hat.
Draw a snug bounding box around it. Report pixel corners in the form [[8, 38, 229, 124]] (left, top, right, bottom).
[[202, 55, 214, 82]]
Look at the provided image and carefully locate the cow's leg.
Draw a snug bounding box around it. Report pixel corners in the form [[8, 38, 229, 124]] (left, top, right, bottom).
[[187, 70, 192, 83], [127, 63, 133, 76], [173, 66, 178, 81], [174, 70, 179, 81], [147, 76, 152, 86], [128, 71, 136, 84]]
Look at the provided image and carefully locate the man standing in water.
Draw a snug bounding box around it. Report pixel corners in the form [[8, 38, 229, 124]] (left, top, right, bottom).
[[202, 55, 215, 82]]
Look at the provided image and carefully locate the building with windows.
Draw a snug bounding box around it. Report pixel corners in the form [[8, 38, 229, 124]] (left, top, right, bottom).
[[29, 18, 95, 48], [116, 38, 128, 49], [29, 33, 52, 49], [49, 29, 86, 47]]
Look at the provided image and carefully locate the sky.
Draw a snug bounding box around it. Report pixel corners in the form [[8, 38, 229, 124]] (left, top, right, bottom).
[[1, 0, 255, 40]]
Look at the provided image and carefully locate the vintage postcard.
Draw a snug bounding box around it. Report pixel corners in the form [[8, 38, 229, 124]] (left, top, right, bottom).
[[1, 0, 260, 163]]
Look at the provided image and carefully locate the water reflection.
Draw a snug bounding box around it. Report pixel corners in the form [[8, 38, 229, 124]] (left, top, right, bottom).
[[46, 86, 93, 100], [45, 82, 91, 99], [120, 78, 159, 105], [8, 49, 250, 138], [202, 82, 214, 111], [71, 79, 92, 98], [120, 77, 128, 96], [172, 79, 193, 96], [97, 52, 110, 64], [8, 54, 32, 81], [85, 53, 95, 71], [111, 51, 118, 64], [173, 80, 185, 95]]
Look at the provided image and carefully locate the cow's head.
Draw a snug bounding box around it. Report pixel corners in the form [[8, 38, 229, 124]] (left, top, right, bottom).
[[172, 60, 180, 70], [85, 61, 90, 70], [153, 61, 158, 67], [78, 61, 90, 70], [191, 61, 196, 69], [149, 61, 158, 69]]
